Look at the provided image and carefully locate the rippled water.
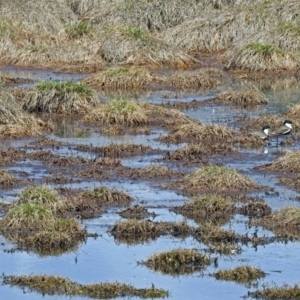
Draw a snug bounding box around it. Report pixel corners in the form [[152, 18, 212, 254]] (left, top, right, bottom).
[[1, 67, 300, 300]]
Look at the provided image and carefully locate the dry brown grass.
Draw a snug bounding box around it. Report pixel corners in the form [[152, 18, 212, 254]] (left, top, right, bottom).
[[236, 199, 271, 218], [3, 274, 168, 298], [22, 81, 99, 114], [129, 165, 182, 179], [286, 104, 300, 118], [258, 150, 300, 173], [211, 265, 266, 283], [83, 66, 154, 89], [214, 88, 268, 106], [119, 205, 155, 220], [164, 69, 225, 90], [159, 123, 235, 144], [178, 166, 261, 191], [0, 169, 19, 187], [0, 91, 53, 138], [140, 248, 211, 275]]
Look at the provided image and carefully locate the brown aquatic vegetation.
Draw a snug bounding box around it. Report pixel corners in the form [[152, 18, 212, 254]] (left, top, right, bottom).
[[211, 265, 266, 283], [206, 243, 242, 256], [3, 274, 168, 299], [0, 91, 53, 138], [286, 104, 300, 118], [171, 194, 234, 225], [0, 169, 19, 188], [74, 187, 132, 207], [236, 199, 272, 218], [139, 248, 211, 275], [83, 66, 154, 89], [247, 283, 300, 299], [110, 219, 193, 242], [165, 144, 234, 162], [177, 166, 261, 191], [236, 114, 287, 129], [279, 173, 300, 191], [159, 123, 235, 144], [258, 150, 300, 173], [129, 165, 183, 179], [164, 69, 225, 90], [213, 88, 268, 107], [233, 134, 267, 149], [119, 205, 156, 220], [22, 81, 99, 114]]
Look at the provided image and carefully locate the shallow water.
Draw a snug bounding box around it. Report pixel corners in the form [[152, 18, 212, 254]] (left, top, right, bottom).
[[1, 68, 300, 300]]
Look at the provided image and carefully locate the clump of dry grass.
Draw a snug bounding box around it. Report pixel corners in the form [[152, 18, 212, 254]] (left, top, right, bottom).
[[165, 69, 225, 90], [3, 274, 168, 299], [119, 205, 155, 220], [172, 194, 234, 222], [214, 88, 268, 106], [178, 166, 260, 191], [129, 165, 182, 179], [0, 91, 53, 137], [159, 123, 235, 144], [248, 283, 300, 299], [139, 248, 211, 275], [258, 150, 300, 173], [0, 169, 19, 187], [23, 81, 99, 114], [166, 144, 234, 161], [98, 27, 199, 68], [286, 104, 300, 118], [236, 199, 271, 218], [211, 265, 266, 283], [83, 66, 154, 89]]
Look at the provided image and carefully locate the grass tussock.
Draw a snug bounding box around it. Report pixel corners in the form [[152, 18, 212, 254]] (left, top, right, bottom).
[[0, 91, 52, 137], [83, 66, 154, 89], [99, 28, 199, 68], [0, 169, 18, 187], [214, 88, 268, 107], [140, 248, 211, 275], [236, 199, 272, 218], [179, 166, 260, 191], [286, 104, 300, 118], [3, 275, 168, 299], [172, 194, 234, 222], [166, 144, 234, 161], [129, 165, 182, 179], [165, 69, 225, 90], [23, 81, 99, 114], [258, 150, 300, 173], [119, 205, 155, 220], [248, 283, 300, 299], [211, 265, 266, 283], [159, 123, 235, 144]]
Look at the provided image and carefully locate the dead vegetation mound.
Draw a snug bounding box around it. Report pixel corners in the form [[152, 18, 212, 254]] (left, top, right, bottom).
[[129, 165, 182, 179], [258, 150, 300, 173], [178, 166, 260, 191], [23, 81, 99, 114], [84, 66, 154, 89], [213, 88, 268, 107], [0, 169, 19, 188], [236, 199, 271, 218], [119, 205, 156, 220], [0, 91, 53, 137], [286, 104, 300, 118], [3, 274, 168, 299], [159, 123, 235, 144], [211, 265, 266, 283], [139, 248, 211, 275]]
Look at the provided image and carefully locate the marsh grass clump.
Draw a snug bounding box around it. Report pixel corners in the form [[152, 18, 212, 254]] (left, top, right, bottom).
[[66, 21, 93, 39], [0, 91, 52, 137], [140, 249, 211, 275], [16, 185, 67, 215], [119, 205, 156, 220], [129, 165, 182, 179], [159, 123, 234, 144], [23, 81, 99, 114], [211, 265, 266, 283], [286, 104, 300, 118], [258, 150, 300, 173], [83, 99, 148, 126], [165, 69, 225, 90], [227, 42, 300, 71], [279, 173, 300, 190], [110, 219, 192, 241], [248, 283, 300, 299], [171, 194, 234, 224], [0, 169, 18, 187], [84, 66, 154, 89], [207, 243, 242, 256], [75, 187, 132, 207], [214, 89, 268, 107], [236, 199, 271, 218], [179, 166, 260, 191], [166, 144, 234, 162], [3, 275, 168, 299]]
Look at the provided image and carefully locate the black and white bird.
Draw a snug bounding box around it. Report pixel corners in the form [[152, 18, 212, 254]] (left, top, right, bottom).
[[270, 120, 293, 145], [249, 125, 270, 140]]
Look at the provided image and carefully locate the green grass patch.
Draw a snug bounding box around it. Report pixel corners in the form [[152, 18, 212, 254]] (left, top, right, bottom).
[[245, 43, 284, 56], [66, 21, 93, 39]]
